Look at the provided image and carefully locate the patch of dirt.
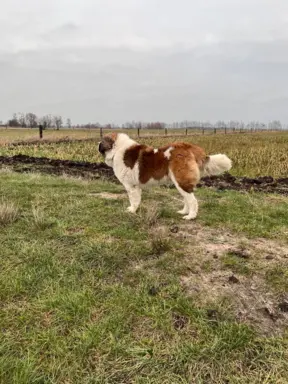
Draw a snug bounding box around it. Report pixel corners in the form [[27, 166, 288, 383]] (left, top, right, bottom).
[[156, 224, 288, 335], [172, 312, 189, 330], [65, 227, 85, 235], [180, 271, 288, 334], [1, 154, 287, 195], [198, 173, 288, 195], [173, 224, 288, 260]]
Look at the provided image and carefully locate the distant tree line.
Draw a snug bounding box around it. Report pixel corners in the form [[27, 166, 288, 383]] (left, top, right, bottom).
[[73, 119, 286, 130], [6, 113, 68, 130], [2, 113, 286, 131]]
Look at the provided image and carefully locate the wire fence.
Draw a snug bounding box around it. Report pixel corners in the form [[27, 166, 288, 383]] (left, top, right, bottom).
[[98, 126, 286, 138], [1, 126, 287, 145]]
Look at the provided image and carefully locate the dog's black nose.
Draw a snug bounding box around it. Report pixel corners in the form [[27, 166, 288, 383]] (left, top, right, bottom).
[[98, 142, 105, 155]]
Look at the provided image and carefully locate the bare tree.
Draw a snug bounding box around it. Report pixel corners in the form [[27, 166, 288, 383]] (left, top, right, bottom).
[[40, 115, 53, 129], [246, 121, 257, 131], [269, 120, 282, 130], [53, 115, 63, 130], [146, 122, 165, 130], [66, 118, 72, 129], [7, 113, 20, 127], [26, 113, 38, 128], [18, 113, 26, 128], [135, 121, 142, 130], [215, 120, 226, 129], [203, 121, 213, 129], [66, 117, 72, 129]]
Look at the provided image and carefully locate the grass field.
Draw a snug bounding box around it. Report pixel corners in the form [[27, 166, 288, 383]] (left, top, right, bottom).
[[1, 128, 288, 383], [1, 131, 288, 178], [0, 128, 197, 145], [0, 170, 288, 383]]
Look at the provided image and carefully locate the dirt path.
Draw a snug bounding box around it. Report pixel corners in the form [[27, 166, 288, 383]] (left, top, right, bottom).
[[1, 154, 288, 195]]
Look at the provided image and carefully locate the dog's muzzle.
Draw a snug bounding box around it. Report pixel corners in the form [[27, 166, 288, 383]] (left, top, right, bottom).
[[98, 142, 105, 155]]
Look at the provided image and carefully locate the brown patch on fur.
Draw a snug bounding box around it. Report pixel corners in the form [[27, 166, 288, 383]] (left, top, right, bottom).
[[139, 147, 170, 184], [167, 143, 206, 193], [123, 144, 170, 183], [123, 145, 147, 169], [123, 140, 207, 191]]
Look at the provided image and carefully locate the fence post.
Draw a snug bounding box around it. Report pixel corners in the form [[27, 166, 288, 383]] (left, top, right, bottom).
[[185, 128, 188, 135], [137, 127, 140, 137], [202, 128, 204, 135], [225, 127, 227, 134], [39, 124, 43, 139], [214, 128, 216, 134], [100, 127, 103, 138]]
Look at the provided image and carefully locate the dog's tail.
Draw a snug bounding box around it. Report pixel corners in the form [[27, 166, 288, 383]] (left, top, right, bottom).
[[201, 154, 232, 177]]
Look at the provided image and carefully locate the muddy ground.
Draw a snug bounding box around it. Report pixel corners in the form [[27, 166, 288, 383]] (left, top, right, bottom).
[[0, 154, 288, 195], [0, 154, 114, 179]]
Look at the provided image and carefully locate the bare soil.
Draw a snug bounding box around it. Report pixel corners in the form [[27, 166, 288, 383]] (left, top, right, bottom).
[[156, 223, 288, 335]]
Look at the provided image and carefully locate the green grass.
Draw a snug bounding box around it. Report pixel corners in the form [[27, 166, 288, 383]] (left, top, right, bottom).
[[221, 253, 251, 275], [0, 171, 288, 383], [266, 266, 288, 294], [197, 189, 288, 239]]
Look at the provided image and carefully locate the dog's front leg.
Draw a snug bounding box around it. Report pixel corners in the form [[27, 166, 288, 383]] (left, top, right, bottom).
[[124, 185, 142, 213]]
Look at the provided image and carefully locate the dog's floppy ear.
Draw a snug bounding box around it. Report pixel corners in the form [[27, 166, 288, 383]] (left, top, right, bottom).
[[98, 136, 115, 155]]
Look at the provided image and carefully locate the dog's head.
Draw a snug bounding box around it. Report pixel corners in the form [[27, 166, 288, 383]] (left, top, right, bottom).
[[98, 133, 118, 156]]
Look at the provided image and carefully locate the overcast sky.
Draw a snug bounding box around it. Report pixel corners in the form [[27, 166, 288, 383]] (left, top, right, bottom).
[[1, 0, 288, 124]]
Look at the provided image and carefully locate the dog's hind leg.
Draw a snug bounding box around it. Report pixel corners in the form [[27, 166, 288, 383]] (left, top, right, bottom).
[[182, 192, 198, 220], [124, 184, 142, 213], [172, 180, 198, 220], [169, 161, 200, 220], [177, 201, 189, 215]]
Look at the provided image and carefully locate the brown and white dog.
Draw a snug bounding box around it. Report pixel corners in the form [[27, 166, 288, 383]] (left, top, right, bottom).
[[98, 133, 232, 220]]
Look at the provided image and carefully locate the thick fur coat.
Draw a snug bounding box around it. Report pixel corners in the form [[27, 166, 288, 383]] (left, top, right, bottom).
[[99, 133, 232, 220]]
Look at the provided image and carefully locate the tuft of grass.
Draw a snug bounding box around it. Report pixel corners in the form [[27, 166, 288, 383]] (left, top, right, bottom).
[[265, 266, 288, 294], [151, 236, 171, 257], [140, 202, 160, 227], [221, 253, 251, 275], [0, 200, 19, 226], [31, 206, 56, 230]]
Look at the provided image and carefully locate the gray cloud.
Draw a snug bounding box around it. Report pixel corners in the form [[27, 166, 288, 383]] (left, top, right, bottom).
[[1, 0, 288, 124]]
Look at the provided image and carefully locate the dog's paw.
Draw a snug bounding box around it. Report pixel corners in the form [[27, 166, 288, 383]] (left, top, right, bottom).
[[183, 214, 197, 220], [178, 208, 189, 215], [126, 206, 136, 214]]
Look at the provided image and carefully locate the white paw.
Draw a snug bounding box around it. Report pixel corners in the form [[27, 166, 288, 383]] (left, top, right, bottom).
[[178, 209, 189, 215], [183, 214, 197, 220], [126, 206, 137, 213]]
